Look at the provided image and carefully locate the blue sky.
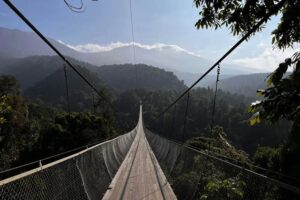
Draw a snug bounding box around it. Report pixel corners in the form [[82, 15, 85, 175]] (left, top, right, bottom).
[[0, 0, 298, 72]]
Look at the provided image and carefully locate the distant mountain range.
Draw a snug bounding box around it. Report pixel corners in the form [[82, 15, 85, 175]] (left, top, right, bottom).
[[25, 64, 103, 111], [0, 27, 252, 85], [0, 56, 63, 89], [96, 64, 186, 93], [0, 56, 186, 93], [218, 73, 269, 98], [0, 27, 273, 98]]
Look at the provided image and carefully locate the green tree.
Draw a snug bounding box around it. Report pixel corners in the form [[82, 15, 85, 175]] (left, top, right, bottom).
[[35, 112, 116, 157], [200, 177, 245, 200], [193, 0, 300, 196], [194, 0, 299, 49], [0, 75, 20, 96], [186, 126, 249, 162], [193, 0, 299, 125], [253, 146, 281, 171], [0, 76, 38, 170]]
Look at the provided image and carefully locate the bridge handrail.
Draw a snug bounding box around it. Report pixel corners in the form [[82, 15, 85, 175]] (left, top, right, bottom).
[[0, 136, 115, 176], [199, 148, 300, 183], [0, 132, 132, 186], [148, 131, 300, 195]]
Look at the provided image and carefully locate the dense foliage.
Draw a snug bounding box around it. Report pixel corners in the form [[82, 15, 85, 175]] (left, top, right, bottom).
[[25, 64, 104, 112], [193, 0, 300, 195], [194, 0, 299, 49], [249, 53, 300, 125], [0, 76, 37, 169], [113, 89, 289, 154], [97, 64, 186, 93], [0, 75, 116, 171], [0, 56, 186, 94]]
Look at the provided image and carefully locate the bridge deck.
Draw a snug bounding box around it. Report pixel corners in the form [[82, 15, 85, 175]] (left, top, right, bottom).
[[103, 107, 176, 200]]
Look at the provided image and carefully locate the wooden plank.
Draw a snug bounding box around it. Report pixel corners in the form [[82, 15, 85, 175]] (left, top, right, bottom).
[[103, 113, 177, 200]]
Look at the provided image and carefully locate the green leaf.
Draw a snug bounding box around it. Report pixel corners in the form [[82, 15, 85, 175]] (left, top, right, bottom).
[[0, 117, 6, 125], [249, 112, 261, 126], [257, 89, 264, 97], [267, 73, 274, 86], [248, 101, 261, 113], [272, 36, 275, 44]]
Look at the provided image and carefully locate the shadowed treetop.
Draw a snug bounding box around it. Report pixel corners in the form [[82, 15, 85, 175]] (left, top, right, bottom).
[[194, 0, 300, 49]]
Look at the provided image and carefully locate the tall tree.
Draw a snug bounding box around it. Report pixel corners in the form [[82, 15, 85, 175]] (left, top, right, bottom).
[[193, 0, 300, 188], [194, 0, 299, 48], [0, 76, 38, 170]]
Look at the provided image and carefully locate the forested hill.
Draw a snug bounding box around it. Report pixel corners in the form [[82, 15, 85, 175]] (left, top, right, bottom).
[[0, 56, 186, 93], [217, 73, 269, 98], [0, 56, 76, 89], [25, 65, 104, 111], [96, 64, 186, 93]]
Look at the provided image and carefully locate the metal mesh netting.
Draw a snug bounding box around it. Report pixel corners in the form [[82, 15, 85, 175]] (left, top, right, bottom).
[[0, 129, 137, 200], [145, 129, 300, 200]]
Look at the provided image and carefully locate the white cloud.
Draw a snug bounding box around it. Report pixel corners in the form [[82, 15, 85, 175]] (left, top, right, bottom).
[[229, 44, 300, 72], [57, 40, 300, 73], [57, 40, 203, 57]]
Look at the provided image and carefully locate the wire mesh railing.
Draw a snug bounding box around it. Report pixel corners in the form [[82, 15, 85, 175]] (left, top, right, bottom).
[[145, 129, 300, 200], [0, 129, 137, 200], [0, 137, 117, 181]]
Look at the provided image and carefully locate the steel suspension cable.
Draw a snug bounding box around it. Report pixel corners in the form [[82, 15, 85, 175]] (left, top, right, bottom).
[[162, 113, 167, 137], [157, 0, 286, 118], [148, 131, 300, 195], [63, 63, 71, 113], [210, 64, 220, 130], [182, 92, 190, 142], [208, 64, 221, 150], [169, 104, 177, 138], [204, 149, 300, 184], [3, 0, 112, 107], [129, 0, 138, 91], [91, 91, 96, 114]]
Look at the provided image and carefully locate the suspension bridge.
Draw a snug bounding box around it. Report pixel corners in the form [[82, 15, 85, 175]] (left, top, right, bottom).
[[1, 104, 300, 199], [1, 0, 300, 199]]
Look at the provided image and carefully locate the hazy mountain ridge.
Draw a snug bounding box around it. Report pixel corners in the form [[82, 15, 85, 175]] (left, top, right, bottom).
[[0, 55, 186, 94], [0, 56, 92, 89], [25, 64, 103, 111], [218, 73, 270, 98], [96, 64, 186, 93], [0, 27, 272, 97], [0, 27, 251, 85], [0, 56, 62, 89]]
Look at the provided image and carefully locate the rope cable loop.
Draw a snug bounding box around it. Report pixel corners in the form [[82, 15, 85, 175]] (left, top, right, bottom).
[[64, 0, 86, 13]]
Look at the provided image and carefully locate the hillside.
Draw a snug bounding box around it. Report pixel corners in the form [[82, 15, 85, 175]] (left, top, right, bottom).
[[217, 73, 270, 98], [0, 27, 251, 84], [25, 65, 103, 111], [0, 56, 99, 90], [0, 27, 78, 58], [97, 64, 186, 92], [0, 56, 186, 93], [0, 56, 64, 89]]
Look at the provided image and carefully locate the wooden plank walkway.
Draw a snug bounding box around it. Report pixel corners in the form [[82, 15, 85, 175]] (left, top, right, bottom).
[[103, 106, 177, 200]]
